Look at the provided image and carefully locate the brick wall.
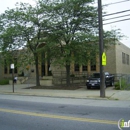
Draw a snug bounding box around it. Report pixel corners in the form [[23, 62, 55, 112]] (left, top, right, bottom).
[[104, 41, 130, 74]]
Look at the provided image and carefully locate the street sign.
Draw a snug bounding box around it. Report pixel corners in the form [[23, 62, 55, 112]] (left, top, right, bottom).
[[10, 64, 14, 69], [102, 52, 106, 66]]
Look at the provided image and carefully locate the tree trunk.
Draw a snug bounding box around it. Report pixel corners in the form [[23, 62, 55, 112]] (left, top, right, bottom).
[[35, 54, 40, 87], [66, 64, 70, 87]]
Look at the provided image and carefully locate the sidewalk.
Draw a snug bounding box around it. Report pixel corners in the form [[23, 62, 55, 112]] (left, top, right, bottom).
[[0, 84, 130, 100]]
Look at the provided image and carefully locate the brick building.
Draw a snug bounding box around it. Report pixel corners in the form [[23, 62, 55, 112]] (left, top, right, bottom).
[[0, 41, 130, 80], [104, 41, 130, 74]]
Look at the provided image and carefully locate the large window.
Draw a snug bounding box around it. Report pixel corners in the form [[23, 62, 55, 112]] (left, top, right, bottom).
[[82, 65, 87, 71], [91, 58, 96, 71], [91, 65, 96, 71], [9, 69, 12, 74], [74, 64, 79, 71], [126, 54, 129, 65], [122, 52, 125, 64], [4, 60, 8, 74], [4, 58, 18, 74], [14, 58, 17, 73], [122, 52, 129, 65], [4, 67, 8, 74], [9, 58, 18, 74]]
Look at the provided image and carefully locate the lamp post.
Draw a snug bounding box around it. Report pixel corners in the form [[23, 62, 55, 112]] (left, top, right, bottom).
[[98, 0, 105, 97], [10, 64, 14, 93]]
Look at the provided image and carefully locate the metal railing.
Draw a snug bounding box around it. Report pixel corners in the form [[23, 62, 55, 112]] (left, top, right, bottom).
[[52, 71, 88, 86], [112, 74, 130, 90], [52, 72, 130, 89]]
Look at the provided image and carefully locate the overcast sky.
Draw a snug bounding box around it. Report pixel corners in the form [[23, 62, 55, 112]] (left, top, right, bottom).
[[0, 0, 130, 48], [102, 0, 130, 48]]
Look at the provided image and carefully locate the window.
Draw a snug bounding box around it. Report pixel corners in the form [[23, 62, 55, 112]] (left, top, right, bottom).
[[9, 58, 17, 74], [126, 54, 129, 65], [75, 64, 79, 71], [14, 67, 18, 73], [4, 60, 8, 74], [9, 69, 12, 74], [82, 65, 87, 71], [122, 52, 129, 65], [4, 58, 18, 74], [91, 65, 96, 71], [122, 52, 125, 64], [4, 67, 8, 74], [14, 58, 17, 73], [91, 59, 96, 71]]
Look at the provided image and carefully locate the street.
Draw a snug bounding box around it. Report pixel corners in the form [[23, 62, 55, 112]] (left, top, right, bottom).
[[0, 94, 130, 130]]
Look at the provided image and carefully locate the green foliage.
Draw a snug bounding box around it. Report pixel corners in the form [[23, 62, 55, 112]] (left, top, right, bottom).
[[0, 0, 124, 87], [114, 82, 120, 90], [121, 79, 128, 90], [0, 0, 53, 86], [0, 79, 9, 85], [115, 79, 128, 90], [103, 29, 124, 50], [45, 0, 99, 67]]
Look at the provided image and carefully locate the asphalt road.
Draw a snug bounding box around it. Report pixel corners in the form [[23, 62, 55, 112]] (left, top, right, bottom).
[[0, 94, 130, 130]]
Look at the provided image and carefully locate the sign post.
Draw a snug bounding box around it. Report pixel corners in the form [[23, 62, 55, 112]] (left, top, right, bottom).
[[10, 64, 14, 93]]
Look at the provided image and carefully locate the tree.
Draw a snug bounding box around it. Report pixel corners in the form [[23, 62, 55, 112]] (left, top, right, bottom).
[[42, 0, 100, 86], [0, 0, 123, 87], [0, 0, 52, 86], [42, 0, 123, 87]]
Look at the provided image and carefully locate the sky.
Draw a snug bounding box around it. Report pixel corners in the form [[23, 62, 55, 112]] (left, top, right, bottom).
[[102, 0, 130, 48], [0, 0, 130, 48]]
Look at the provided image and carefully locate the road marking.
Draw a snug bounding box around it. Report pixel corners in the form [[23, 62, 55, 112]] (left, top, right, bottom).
[[0, 108, 117, 125]]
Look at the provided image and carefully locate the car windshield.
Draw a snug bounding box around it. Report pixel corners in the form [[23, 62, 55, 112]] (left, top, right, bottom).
[[92, 73, 100, 78]]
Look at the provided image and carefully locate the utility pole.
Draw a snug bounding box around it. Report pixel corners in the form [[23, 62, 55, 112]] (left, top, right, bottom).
[[98, 0, 105, 97]]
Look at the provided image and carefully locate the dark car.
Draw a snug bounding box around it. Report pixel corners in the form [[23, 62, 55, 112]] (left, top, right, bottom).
[[86, 72, 114, 89]]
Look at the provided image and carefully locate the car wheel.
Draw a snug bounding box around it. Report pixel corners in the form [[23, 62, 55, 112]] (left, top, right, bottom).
[[87, 86, 91, 89]]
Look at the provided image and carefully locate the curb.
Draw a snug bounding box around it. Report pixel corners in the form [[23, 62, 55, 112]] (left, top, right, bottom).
[[0, 91, 116, 101]]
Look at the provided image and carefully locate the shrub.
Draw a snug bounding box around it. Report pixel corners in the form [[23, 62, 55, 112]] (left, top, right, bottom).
[[115, 82, 120, 90], [70, 74, 75, 77], [0, 79, 9, 85], [115, 78, 127, 90], [120, 79, 127, 90]]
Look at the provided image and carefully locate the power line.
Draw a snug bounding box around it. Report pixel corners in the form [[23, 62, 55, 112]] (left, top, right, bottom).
[[104, 14, 130, 21], [103, 9, 130, 17], [103, 0, 130, 6], [101, 1, 130, 25], [103, 18, 130, 25]]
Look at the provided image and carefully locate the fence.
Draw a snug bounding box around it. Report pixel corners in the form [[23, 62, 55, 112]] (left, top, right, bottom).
[[52, 71, 88, 86], [113, 74, 130, 90], [52, 72, 130, 89]]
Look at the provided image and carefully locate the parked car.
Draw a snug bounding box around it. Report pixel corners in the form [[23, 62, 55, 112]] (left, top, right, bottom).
[[86, 72, 114, 89]]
